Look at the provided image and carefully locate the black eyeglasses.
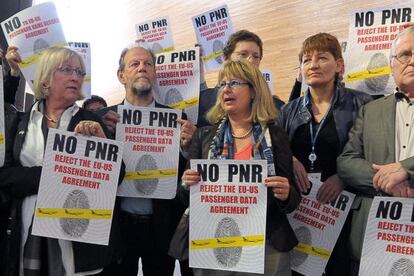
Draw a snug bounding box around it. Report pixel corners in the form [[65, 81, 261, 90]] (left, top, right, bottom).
[[56, 67, 86, 77], [218, 80, 249, 91]]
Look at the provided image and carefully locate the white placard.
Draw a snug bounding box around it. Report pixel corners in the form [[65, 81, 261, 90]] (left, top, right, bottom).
[[135, 16, 174, 54], [116, 106, 181, 199], [154, 47, 200, 124], [262, 69, 274, 94], [287, 173, 355, 275], [68, 41, 91, 99], [189, 159, 267, 274], [345, 5, 412, 95], [1, 2, 66, 91], [32, 129, 123, 245], [192, 5, 234, 72], [360, 197, 414, 275]]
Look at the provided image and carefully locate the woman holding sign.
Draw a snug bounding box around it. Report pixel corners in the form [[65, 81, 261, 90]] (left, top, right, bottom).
[[0, 46, 122, 276], [278, 33, 372, 276], [182, 60, 300, 276]]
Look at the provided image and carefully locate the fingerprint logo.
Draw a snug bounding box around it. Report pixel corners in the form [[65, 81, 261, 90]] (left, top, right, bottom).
[[365, 53, 390, 93], [135, 154, 158, 195], [151, 43, 163, 53], [389, 258, 414, 276], [164, 88, 183, 105], [290, 226, 312, 267], [214, 217, 242, 268], [33, 38, 50, 54], [212, 40, 224, 64], [60, 190, 90, 238]]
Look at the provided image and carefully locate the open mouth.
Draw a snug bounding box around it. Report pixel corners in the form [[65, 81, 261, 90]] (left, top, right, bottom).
[[66, 85, 79, 91], [223, 98, 235, 103]]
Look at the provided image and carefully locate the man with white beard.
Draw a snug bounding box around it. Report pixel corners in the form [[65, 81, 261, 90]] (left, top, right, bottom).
[[98, 44, 196, 276]]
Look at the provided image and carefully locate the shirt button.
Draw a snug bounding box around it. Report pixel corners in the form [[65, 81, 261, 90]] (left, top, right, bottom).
[[407, 123, 410, 127], [403, 145, 407, 149]]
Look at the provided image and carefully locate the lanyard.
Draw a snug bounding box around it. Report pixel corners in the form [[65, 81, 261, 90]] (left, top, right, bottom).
[[308, 101, 333, 172]]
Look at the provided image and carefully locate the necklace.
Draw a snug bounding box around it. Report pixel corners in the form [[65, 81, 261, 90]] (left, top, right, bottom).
[[44, 114, 59, 124], [232, 127, 253, 139]]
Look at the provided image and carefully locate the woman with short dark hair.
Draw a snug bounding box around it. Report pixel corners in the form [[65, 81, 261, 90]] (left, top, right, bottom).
[[278, 33, 372, 276]]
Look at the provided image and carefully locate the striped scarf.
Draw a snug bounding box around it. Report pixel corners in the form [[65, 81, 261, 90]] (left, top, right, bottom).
[[208, 117, 276, 175]]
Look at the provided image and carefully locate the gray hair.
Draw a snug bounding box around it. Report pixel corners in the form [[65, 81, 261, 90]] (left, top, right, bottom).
[[390, 26, 414, 61], [118, 41, 156, 72]]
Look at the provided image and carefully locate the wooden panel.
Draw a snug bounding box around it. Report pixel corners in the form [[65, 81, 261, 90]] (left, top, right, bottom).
[[101, 0, 409, 104]]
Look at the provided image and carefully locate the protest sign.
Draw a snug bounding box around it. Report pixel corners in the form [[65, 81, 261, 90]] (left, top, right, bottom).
[[135, 16, 174, 54], [189, 160, 267, 274], [154, 47, 200, 124], [116, 106, 181, 199], [262, 69, 274, 94], [1, 2, 66, 91], [345, 5, 412, 95], [287, 173, 355, 275], [32, 129, 123, 245], [360, 197, 414, 275], [68, 41, 91, 99], [192, 5, 233, 72]]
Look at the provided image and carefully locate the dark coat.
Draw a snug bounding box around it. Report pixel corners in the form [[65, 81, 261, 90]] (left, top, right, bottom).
[[0, 106, 124, 275], [3, 71, 20, 105], [278, 86, 373, 153]]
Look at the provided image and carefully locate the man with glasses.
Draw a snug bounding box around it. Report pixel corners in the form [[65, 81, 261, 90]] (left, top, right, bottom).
[[198, 30, 284, 127], [337, 26, 414, 275]]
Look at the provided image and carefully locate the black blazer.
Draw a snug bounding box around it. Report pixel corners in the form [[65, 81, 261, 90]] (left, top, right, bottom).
[[0, 106, 124, 275], [184, 123, 300, 252], [98, 101, 188, 253]]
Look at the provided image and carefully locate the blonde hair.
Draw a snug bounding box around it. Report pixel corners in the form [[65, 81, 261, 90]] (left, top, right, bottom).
[[33, 46, 85, 100], [206, 60, 277, 124]]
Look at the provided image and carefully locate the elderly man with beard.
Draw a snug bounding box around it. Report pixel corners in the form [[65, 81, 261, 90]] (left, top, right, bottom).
[[337, 26, 414, 275], [98, 45, 196, 276]]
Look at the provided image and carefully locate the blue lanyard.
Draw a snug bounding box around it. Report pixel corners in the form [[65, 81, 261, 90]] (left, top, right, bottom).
[[308, 99, 333, 171]]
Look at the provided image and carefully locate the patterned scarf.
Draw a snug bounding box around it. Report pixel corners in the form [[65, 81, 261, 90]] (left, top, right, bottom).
[[208, 117, 276, 175]]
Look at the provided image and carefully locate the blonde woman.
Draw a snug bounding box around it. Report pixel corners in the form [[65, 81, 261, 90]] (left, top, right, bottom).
[[182, 60, 300, 276], [0, 47, 122, 275]]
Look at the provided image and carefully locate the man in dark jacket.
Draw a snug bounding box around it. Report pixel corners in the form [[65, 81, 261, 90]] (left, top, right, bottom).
[[98, 44, 196, 276]]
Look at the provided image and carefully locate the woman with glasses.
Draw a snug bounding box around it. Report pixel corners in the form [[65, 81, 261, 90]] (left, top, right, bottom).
[[278, 33, 372, 276], [181, 60, 300, 276], [197, 30, 284, 128], [0, 46, 123, 275]]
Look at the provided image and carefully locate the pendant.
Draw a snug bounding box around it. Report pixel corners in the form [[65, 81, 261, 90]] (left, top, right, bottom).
[[308, 152, 317, 162]]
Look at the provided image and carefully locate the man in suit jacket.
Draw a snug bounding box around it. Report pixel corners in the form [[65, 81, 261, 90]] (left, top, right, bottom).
[[337, 26, 414, 275], [98, 45, 196, 276]]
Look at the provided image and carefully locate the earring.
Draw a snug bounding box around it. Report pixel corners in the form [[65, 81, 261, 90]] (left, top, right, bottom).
[[42, 83, 49, 94]]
